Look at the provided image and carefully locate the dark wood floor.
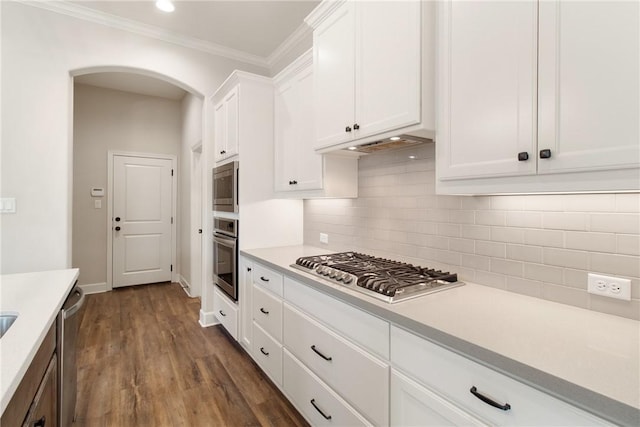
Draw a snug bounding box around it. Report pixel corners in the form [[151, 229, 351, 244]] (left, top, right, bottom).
[[75, 282, 309, 427]]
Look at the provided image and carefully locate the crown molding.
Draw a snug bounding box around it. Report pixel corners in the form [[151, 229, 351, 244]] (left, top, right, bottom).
[[15, 0, 269, 68], [266, 22, 312, 69], [273, 48, 312, 85], [304, 0, 344, 29]]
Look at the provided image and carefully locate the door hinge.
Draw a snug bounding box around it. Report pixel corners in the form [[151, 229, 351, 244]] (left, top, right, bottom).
[[171, 264, 173, 272], [171, 217, 174, 224], [171, 169, 174, 176]]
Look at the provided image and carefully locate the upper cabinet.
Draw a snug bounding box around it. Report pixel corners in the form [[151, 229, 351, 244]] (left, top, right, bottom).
[[273, 50, 358, 198], [306, 0, 434, 152], [436, 0, 640, 194], [213, 85, 239, 162]]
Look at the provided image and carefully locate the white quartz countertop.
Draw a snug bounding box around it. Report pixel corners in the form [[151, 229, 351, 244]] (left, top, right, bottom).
[[242, 245, 640, 426], [0, 269, 79, 416]]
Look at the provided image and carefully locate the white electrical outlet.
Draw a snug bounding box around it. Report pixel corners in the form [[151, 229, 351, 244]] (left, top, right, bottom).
[[587, 273, 631, 301], [319, 233, 329, 244]]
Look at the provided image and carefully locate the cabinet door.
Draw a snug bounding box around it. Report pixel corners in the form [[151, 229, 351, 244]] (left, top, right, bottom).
[[437, 1, 538, 180], [313, 1, 356, 149], [274, 80, 298, 192], [23, 355, 57, 427], [391, 370, 487, 427], [214, 100, 226, 162], [292, 65, 324, 190], [355, 0, 421, 139], [537, 1, 639, 174], [223, 86, 239, 158]]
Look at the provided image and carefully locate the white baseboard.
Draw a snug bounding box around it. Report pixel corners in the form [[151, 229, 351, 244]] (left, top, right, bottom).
[[199, 310, 220, 327], [178, 274, 193, 297], [79, 282, 108, 294]]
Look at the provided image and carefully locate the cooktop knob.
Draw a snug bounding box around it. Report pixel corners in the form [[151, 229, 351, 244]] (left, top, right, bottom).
[[343, 276, 353, 284]]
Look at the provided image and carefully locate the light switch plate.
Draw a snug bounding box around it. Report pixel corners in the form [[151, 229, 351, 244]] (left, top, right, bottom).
[[0, 198, 16, 214]]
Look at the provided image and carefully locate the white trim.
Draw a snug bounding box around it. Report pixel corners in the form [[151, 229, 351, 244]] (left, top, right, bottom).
[[107, 150, 178, 290], [199, 310, 220, 328], [79, 282, 108, 295], [266, 23, 313, 68], [273, 48, 313, 85], [17, 0, 269, 68], [304, 0, 345, 29], [178, 274, 193, 297]]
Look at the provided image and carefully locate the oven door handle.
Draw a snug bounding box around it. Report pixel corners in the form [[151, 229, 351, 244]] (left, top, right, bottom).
[[213, 233, 236, 246]]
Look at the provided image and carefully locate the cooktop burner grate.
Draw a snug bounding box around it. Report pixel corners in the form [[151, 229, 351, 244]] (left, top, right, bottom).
[[291, 252, 463, 303]]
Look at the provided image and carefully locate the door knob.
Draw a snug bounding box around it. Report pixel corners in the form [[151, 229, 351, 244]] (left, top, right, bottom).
[[517, 152, 529, 161], [115, 217, 121, 222], [198, 229, 202, 234], [345, 126, 352, 133], [115, 226, 121, 231], [353, 123, 360, 130]]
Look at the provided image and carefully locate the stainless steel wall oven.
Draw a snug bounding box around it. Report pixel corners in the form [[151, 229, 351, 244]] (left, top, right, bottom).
[[213, 218, 238, 301]]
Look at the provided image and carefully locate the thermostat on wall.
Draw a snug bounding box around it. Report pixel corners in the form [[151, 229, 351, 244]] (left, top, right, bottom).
[[90, 187, 104, 197]]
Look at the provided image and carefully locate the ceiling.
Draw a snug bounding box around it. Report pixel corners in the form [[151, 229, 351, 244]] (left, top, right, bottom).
[[66, 1, 319, 99], [70, 0, 320, 58]]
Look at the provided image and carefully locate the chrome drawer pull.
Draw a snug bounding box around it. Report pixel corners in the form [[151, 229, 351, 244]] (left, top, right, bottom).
[[470, 386, 511, 411], [260, 347, 269, 356], [260, 307, 269, 315], [310, 399, 332, 420], [311, 345, 332, 361]]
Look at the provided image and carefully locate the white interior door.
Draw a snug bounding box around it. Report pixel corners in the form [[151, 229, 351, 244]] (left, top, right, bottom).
[[190, 146, 203, 297], [113, 155, 173, 288]]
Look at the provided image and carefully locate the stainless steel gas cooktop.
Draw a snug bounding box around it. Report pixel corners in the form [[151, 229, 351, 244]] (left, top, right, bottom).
[[291, 252, 464, 303]]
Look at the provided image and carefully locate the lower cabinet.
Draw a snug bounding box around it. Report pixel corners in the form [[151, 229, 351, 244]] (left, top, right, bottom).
[[213, 286, 238, 340], [251, 322, 283, 386], [24, 355, 58, 427], [391, 369, 485, 426], [283, 349, 369, 426]]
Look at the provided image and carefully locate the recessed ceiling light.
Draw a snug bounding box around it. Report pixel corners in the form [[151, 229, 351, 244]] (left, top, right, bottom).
[[390, 136, 401, 141], [408, 155, 417, 159], [348, 146, 357, 150], [155, 0, 175, 13]]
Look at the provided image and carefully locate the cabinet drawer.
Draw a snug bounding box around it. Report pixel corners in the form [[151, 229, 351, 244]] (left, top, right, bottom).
[[253, 263, 284, 297], [284, 277, 389, 359], [284, 303, 389, 426], [213, 287, 238, 340], [391, 326, 610, 426], [283, 349, 369, 427], [252, 322, 283, 385], [252, 284, 283, 342]]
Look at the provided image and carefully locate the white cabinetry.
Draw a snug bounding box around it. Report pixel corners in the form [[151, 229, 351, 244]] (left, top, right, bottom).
[[306, 0, 433, 152], [273, 50, 358, 198], [238, 256, 253, 350], [391, 326, 610, 426], [213, 86, 239, 162], [436, 0, 639, 194], [213, 286, 238, 340]]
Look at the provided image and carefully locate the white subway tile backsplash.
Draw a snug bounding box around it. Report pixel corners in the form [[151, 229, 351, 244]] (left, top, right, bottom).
[[543, 212, 588, 231], [524, 229, 564, 248], [617, 234, 640, 256], [590, 213, 640, 234], [524, 263, 564, 285], [475, 211, 506, 226], [491, 258, 523, 277], [506, 211, 543, 228], [563, 194, 616, 212], [543, 248, 589, 270], [589, 252, 640, 278], [491, 227, 525, 244], [615, 193, 640, 213], [303, 143, 640, 319], [506, 244, 543, 263], [475, 241, 506, 258], [565, 231, 616, 253]]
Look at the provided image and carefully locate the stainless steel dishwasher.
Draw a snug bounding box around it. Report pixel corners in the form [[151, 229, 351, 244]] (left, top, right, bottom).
[[57, 283, 85, 426]]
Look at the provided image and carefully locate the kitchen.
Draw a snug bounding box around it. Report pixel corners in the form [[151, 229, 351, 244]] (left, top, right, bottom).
[[1, 0, 639, 426]]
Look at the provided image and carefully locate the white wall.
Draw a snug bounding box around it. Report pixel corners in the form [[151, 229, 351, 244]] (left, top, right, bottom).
[[0, 1, 268, 274], [179, 93, 203, 294], [72, 84, 182, 287]]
